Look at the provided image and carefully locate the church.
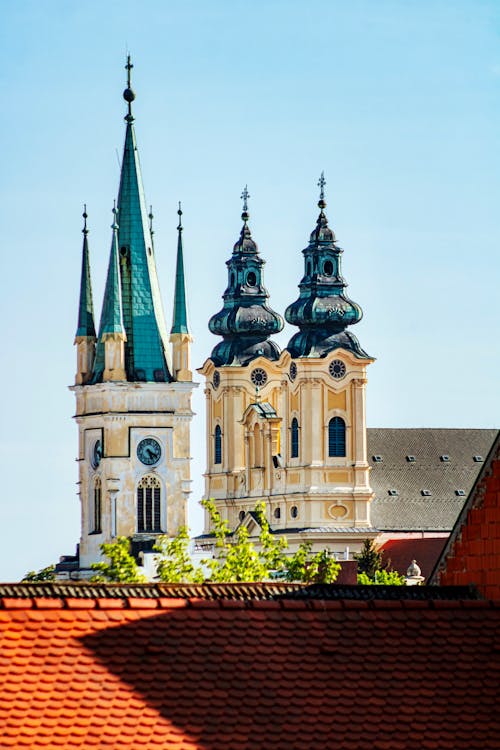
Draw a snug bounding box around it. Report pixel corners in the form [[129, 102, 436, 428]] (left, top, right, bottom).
[[57, 60, 496, 578]]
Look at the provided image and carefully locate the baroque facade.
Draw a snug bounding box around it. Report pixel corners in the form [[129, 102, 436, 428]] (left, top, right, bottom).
[[66, 60, 195, 576], [198, 179, 377, 556]]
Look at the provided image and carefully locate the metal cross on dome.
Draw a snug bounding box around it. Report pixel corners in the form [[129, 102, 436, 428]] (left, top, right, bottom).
[[241, 185, 250, 212], [318, 171, 326, 201]]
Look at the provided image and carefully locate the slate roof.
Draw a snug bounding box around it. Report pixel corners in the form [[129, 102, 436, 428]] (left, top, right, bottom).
[[430, 431, 500, 599], [368, 428, 498, 531], [0, 583, 498, 749]]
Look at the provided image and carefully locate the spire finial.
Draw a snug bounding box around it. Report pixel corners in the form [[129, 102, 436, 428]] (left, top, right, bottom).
[[123, 55, 136, 123], [149, 205, 154, 236], [111, 200, 119, 231], [82, 204, 88, 236], [241, 185, 250, 223], [318, 171, 326, 209], [177, 201, 183, 231]]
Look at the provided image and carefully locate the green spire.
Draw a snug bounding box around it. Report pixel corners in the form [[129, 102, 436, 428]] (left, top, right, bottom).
[[171, 203, 189, 335], [75, 206, 96, 339], [92, 57, 172, 383], [98, 204, 125, 337]]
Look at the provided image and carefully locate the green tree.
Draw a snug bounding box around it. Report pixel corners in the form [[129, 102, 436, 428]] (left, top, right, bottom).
[[355, 538, 405, 585], [91, 537, 147, 583], [22, 564, 56, 582], [154, 527, 204, 583], [355, 539, 384, 578], [285, 542, 341, 583], [358, 569, 406, 585]]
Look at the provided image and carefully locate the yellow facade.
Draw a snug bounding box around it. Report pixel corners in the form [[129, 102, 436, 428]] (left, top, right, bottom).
[[198, 348, 376, 555]]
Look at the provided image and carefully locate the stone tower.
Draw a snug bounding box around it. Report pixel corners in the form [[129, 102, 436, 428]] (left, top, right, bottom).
[[70, 59, 195, 575]]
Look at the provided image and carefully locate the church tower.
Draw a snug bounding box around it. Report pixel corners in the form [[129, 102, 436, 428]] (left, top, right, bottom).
[[280, 175, 375, 549], [198, 188, 284, 532], [199, 176, 376, 555], [71, 59, 195, 574]]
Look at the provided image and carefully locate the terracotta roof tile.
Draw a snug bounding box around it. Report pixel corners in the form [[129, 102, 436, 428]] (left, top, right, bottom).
[[0, 583, 498, 748]]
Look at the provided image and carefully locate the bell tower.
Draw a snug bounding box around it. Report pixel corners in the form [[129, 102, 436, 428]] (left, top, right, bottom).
[[280, 174, 375, 544], [198, 188, 284, 531], [70, 59, 195, 575]]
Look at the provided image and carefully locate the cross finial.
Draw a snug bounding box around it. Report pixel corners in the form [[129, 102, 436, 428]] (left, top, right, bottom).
[[123, 55, 136, 122], [111, 200, 119, 230], [148, 205, 154, 236], [241, 185, 250, 212], [317, 171, 327, 210], [125, 55, 133, 88], [241, 185, 250, 223], [318, 171, 326, 200], [177, 201, 183, 231], [82, 204, 88, 235]]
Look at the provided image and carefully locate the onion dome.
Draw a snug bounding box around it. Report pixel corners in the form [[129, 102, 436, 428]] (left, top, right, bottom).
[[285, 173, 369, 359], [208, 187, 283, 366]]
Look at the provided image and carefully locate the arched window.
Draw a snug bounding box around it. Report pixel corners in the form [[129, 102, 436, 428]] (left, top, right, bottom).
[[137, 475, 162, 533], [291, 417, 299, 458], [329, 417, 346, 457], [214, 425, 222, 465], [92, 477, 102, 534]]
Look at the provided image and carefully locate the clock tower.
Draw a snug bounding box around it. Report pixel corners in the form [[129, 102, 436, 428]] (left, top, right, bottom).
[[70, 59, 195, 575]]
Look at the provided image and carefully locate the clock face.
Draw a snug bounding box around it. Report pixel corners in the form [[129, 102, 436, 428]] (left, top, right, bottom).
[[250, 367, 267, 387], [91, 440, 102, 469], [329, 359, 346, 380], [137, 438, 162, 466]]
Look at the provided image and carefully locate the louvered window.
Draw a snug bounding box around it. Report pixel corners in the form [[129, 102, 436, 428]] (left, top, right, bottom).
[[328, 417, 346, 457], [291, 418, 299, 458], [137, 475, 162, 533], [92, 478, 102, 534], [214, 425, 222, 465]]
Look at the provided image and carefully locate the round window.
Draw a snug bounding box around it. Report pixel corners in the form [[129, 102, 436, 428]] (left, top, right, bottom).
[[323, 260, 334, 276], [289, 362, 297, 381], [329, 359, 346, 380], [291, 505, 299, 519], [213, 370, 220, 389], [246, 271, 257, 286], [250, 368, 267, 387]]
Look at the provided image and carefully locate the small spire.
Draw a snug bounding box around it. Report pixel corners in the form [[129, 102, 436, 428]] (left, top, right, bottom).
[[75, 205, 96, 339], [241, 185, 250, 223], [318, 171, 326, 210], [123, 55, 136, 123], [171, 202, 189, 335], [99, 203, 125, 337]]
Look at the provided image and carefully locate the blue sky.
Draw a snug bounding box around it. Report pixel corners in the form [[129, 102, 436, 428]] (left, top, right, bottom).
[[0, 0, 498, 580]]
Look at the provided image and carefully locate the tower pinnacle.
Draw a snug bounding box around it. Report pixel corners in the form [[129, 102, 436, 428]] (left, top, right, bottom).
[[123, 55, 135, 123]]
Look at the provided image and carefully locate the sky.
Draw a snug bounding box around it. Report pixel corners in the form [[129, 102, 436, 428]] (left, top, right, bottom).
[[0, 0, 498, 581]]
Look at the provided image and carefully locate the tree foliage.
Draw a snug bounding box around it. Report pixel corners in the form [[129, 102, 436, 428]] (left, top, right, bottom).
[[22, 564, 56, 582], [357, 569, 406, 586], [154, 527, 204, 584], [355, 539, 384, 578], [355, 539, 405, 585], [91, 537, 147, 583], [90, 502, 341, 585]]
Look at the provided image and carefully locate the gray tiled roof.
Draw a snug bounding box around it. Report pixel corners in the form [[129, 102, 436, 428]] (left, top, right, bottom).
[[368, 428, 498, 531]]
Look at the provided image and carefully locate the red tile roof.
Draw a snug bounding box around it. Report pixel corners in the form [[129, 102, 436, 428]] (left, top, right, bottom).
[[432, 431, 500, 599], [0, 584, 499, 749], [380, 537, 447, 579]]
